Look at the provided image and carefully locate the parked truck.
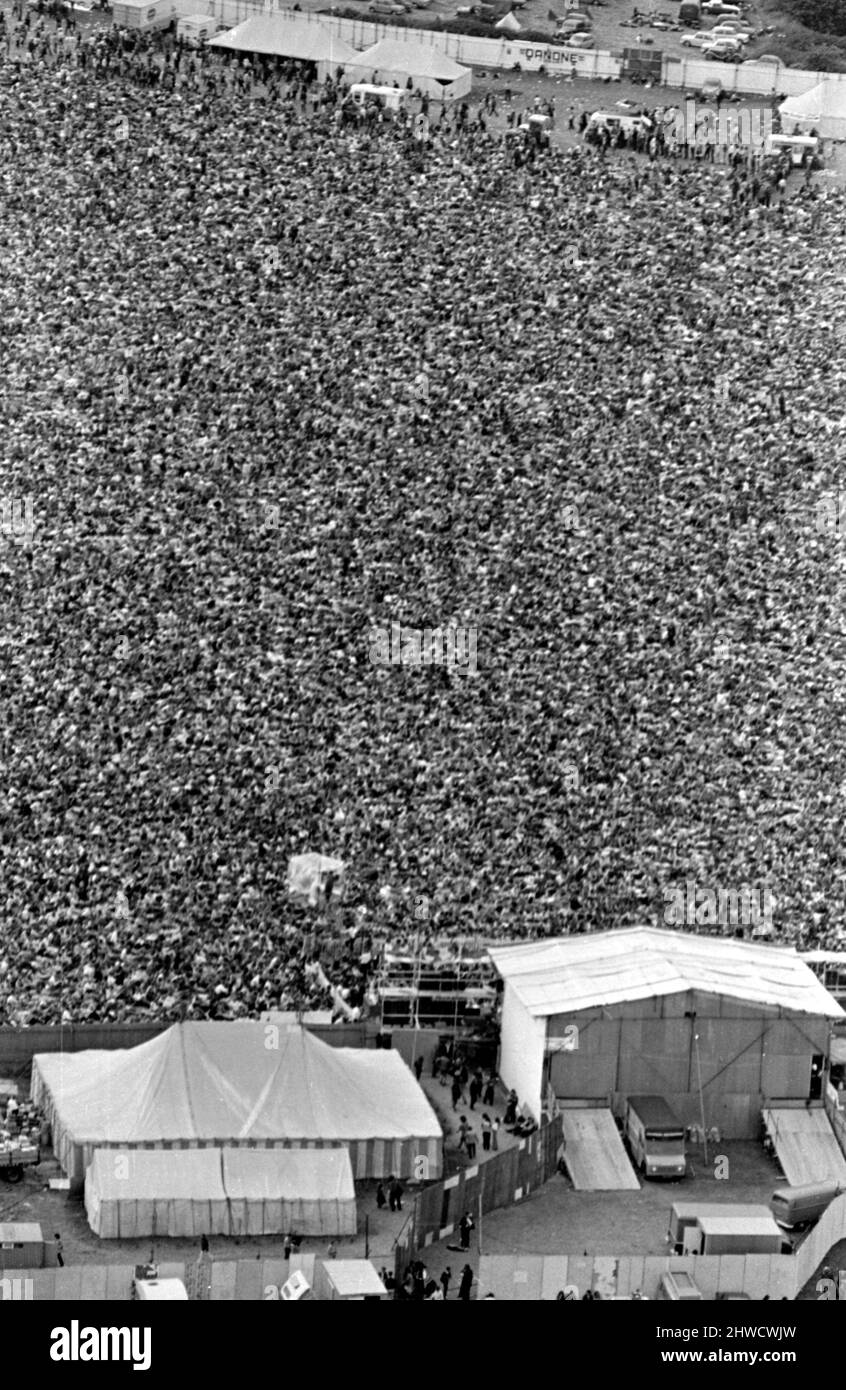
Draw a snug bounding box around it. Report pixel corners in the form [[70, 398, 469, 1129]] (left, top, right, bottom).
[[625, 1096, 687, 1179], [693, 1214, 789, 1255]]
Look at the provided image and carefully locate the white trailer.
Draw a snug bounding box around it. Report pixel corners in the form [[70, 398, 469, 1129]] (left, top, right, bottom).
[[111, 0, 179, 31]]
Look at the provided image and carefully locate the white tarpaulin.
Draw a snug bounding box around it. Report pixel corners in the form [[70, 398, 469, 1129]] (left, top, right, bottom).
[[288, 852, 346, 906], [85, 1146, 357, 1239], [33, 1021, 442, 1182]]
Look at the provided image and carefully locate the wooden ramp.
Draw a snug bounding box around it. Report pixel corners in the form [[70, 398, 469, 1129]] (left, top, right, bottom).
[[763, 1108, 846, 1187], [560, 1109, 640, 1191]]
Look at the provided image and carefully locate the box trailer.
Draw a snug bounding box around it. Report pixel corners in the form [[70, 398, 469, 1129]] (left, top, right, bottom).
[[625, 1096, 686, 1179], [693, 1214, 788, 1255], [111, 0, 178, 30], [176, 13, 215, 44], [668, 1202, 773, 1252]]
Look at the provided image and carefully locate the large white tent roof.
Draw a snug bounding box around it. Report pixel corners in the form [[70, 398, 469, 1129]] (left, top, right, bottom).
[[33, 1020, 442, 1146], [353, 38, 470, 83], [489, 927, 845, 1019], [210, 15, 360, 64], [781, 81, 846, 123]]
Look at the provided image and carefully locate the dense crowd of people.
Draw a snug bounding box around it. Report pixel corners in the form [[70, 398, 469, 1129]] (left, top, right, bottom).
[[1, 15, 845, 1026]]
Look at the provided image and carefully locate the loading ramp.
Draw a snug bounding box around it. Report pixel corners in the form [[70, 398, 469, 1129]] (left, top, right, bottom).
[[560, 1108, 640, 1190], [763, 1107, 846, 1187]]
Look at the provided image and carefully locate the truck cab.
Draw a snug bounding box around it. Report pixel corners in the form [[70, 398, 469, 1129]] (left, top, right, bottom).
[[625, 1095, 686, 1179]]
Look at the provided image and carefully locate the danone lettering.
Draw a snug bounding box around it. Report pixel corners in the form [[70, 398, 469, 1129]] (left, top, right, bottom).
[[518, 47, 586, 64]]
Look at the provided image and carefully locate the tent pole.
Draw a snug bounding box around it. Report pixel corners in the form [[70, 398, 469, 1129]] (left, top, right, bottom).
[[695, 1032, 709, 1167]]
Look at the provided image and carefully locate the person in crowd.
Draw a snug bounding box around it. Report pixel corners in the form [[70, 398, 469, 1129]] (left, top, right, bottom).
[[459, 1211, 474, 1250], [481, 1112, 493, 1151]]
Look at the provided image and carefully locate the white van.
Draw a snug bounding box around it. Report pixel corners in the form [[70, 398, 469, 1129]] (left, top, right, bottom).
[[766, 133, 819, 164], [346, 84, 406, 112], [588, 110, 652, 138], [177, 14, 215, 45]]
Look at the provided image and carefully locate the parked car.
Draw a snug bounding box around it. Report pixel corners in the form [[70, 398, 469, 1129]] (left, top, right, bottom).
[[566, 31, 595, 46], [558, 13, 591, 31], [368, 1, 407, 12], [680, 32, 712, 45], [710, 22, 750, 40], [679, 0, 702, 23]]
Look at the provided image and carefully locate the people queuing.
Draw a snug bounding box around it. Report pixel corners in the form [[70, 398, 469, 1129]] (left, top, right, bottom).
[[1, 24, 845, 1029]]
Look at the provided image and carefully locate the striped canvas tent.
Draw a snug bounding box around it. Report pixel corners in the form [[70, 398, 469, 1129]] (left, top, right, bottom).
[[33, 1022, 442, 1183], [85, 1146, 357, 1239]]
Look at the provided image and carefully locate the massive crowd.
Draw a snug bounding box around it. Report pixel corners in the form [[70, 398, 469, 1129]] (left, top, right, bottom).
[[1, 15, 845, 1026]]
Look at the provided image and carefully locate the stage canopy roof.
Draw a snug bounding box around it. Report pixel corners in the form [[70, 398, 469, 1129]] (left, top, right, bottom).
[[489, 927, 846, 1019]]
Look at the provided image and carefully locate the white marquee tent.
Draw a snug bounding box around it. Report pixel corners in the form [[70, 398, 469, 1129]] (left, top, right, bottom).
[[344, 38, 472, 102], [210, 15, 360, 80], [33, 1021, 442, 1182], [84, 1146, 357, 1239], [779, 81, 846, 141]]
